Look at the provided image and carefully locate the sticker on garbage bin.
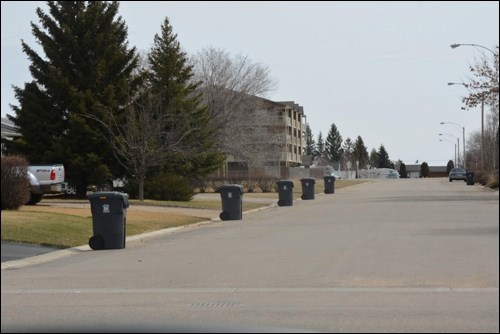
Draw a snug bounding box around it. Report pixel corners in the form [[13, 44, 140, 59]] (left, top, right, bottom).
[[102, 204, 110, 213], [228, 192, 232, 198], [283, 185, 287, 190]]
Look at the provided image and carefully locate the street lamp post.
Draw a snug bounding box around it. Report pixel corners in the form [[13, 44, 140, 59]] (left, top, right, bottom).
[[439, 139, 457, 166], [439, 133, 460, 166], [440, 121, 466, 169], [450, 43, 496, 55], [450, 43, 497, 170], [448, 82, 483, 170]]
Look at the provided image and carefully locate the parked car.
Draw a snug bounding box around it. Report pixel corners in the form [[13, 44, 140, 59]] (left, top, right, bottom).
[[386, 170, 400, 179], [449, 167, 467, 182]]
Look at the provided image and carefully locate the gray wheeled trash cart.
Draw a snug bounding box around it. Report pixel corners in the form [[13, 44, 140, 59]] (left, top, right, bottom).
[[324, 175, 336, 194], [300, 177, 315, 200], [219, 184, 244, 221], [466, 172, 475, 186], [277, 180, 294, 206], [87, 192, 129, 250]]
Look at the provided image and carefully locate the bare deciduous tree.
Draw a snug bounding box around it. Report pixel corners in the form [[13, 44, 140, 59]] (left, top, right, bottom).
[[461, 46, 499, 110], [191, 47, 278, 159], [460, 46, 499, 172], [85, 91, 198, 200]]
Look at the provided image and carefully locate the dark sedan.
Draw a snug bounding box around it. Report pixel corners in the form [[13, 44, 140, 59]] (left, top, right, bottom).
[[449, 167, 467, 182]]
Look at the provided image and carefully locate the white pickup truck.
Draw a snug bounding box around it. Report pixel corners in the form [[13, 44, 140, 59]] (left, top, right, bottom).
[[27, 164, 68, 204]]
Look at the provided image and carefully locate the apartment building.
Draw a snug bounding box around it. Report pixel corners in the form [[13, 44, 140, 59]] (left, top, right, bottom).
[[275, 101, 307, 167], [224, 97, 307, 174]]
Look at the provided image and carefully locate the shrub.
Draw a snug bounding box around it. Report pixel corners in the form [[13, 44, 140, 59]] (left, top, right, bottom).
[[486, 169, 499, 189], [473, 170, 489, 186], [144, 173, 194, 201], [1, 155, 31, 210]]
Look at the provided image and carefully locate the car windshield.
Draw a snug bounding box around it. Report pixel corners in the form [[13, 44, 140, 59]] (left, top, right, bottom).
[[450, 168, 465, 173]]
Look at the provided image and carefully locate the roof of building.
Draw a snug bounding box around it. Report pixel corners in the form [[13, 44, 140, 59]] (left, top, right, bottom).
[[1, 117, 21, 139]]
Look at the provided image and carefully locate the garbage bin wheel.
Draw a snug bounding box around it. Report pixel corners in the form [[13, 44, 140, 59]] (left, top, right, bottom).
[[219, 211, 229, 221], [278, 200, 283, 206], [301, 195, 305, 200], [89, 235, 105, 250]]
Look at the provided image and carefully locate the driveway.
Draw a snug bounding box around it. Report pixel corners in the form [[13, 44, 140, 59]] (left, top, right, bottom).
[[1, 241, 60, 262]]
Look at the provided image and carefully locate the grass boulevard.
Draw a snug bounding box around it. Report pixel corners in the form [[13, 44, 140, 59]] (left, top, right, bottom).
[[1, 179, 367, 249]]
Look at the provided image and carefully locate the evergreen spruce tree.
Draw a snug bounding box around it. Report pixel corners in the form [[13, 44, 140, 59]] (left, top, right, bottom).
[[377, 144, 391, 168], [147, 17, 223, 178], [399, 162, 407, 178], [369, 148, 378, 168], [6, 1, 138, 196], [316, 131, 325, 161], [305, 124, 316, 156], [353, 136, 369, 169], [325, 123, 343, 164]]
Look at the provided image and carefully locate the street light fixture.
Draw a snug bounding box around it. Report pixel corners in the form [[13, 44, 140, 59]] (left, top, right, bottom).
[[450, 43, 496, 55], [440, 122, 466, 169], [439, 133, 460, 166], [439, 139, 457, 166], [450, 43, 497, 170], [447, 81, 484, 170]]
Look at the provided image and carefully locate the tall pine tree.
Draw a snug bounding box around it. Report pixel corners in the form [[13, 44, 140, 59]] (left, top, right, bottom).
[[325, 123, 343, 164], [6, 1, 138, 195], [305, 124, 316, 156], [377, 144, 392, 168], [316, 131, 325, 161], [353, 135, 369, 169], [147, 17, 223, 178]]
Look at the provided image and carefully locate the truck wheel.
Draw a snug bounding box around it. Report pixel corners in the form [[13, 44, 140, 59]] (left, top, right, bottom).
[[66, 186, 77, 195], [26, 193, 43, 205]]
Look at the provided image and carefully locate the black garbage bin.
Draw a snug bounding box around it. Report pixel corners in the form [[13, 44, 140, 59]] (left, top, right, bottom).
[[300, 177, 315, 200], [87, 191, 129, 250], [324, 175, 336, 194], [219, 184, 244, 221], [466, 172, 475, 186], [276, 180, 294, 206]]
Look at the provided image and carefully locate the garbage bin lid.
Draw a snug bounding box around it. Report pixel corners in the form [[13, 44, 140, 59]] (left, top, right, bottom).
[[87, 191, 129, 208], [219, 184, 244, 194], [300, 177, 316, 183]]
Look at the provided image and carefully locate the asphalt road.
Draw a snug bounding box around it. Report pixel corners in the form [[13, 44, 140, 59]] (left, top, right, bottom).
[[1, 178, 498, 333]]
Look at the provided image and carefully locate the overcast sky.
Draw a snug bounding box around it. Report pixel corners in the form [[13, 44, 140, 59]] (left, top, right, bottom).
[[2, 1, 499, 166]]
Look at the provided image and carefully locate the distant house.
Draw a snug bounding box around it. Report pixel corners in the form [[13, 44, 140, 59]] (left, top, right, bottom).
[[1, 117, 21, 155]]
